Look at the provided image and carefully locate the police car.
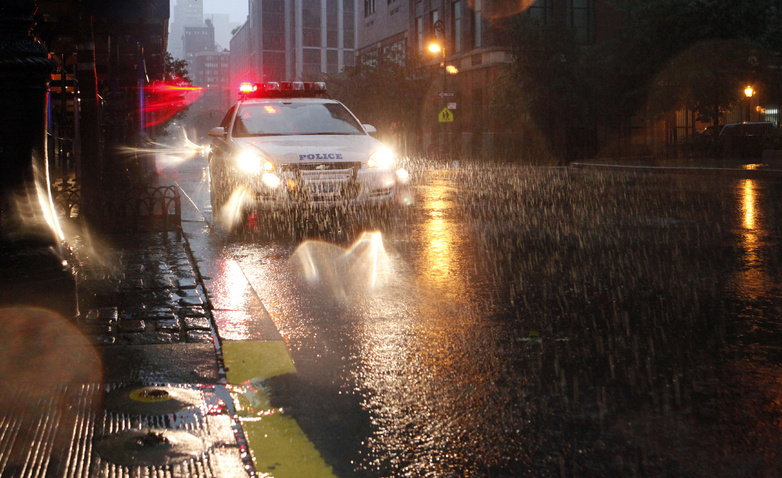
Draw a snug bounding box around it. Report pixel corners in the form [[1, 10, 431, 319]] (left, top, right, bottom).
[[207, 81, 397, 225]]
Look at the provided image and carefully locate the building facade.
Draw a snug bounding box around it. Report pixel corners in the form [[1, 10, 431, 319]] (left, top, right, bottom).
[[192, 50, 233, 111], [406, 0, 518, 156], [357, 0, 408, 63], [230, 0, 358, 96], [170, 0, 204, 59], [353, 0, 636, 158], [183, 19, 216, 61]]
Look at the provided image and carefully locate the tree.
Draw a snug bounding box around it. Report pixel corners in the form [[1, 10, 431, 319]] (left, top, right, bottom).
[[145, 53, 201, 137], [494, 14, 595, 160], [327, 50, 434, 157], [163, 52, 191, 83], [611, 0, 782, 130], [497, 0, 782, 159]]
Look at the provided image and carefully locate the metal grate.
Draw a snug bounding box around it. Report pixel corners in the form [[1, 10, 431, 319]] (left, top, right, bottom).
[[0, 383, 253, 477]]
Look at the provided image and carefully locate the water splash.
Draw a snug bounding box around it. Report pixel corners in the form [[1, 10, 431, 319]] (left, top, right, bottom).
[[289, 231, 390, 301]]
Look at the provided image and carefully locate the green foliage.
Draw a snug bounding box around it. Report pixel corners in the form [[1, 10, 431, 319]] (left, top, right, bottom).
[[163, 52, 191, 83], [326, 52, 434, 151], [150, 53, 194, 137], [499, 0, 782, 157]]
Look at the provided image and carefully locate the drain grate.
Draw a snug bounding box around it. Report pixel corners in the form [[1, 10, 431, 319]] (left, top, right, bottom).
[[0, 383, 254, 477], [104, 386, 201, 416], [94, 428, 207, 467]]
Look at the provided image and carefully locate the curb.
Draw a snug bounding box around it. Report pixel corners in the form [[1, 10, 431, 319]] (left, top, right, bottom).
[[569, 162, 782, 179]]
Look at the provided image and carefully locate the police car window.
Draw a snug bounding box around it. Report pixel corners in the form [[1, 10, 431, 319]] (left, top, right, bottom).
[[220, 105, 236, 129], [233, 102, 364, 137]]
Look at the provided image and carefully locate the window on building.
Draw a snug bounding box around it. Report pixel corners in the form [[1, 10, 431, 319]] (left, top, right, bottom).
[[344, 2, 355, 48], [327, 50, 339, 74], [528, 0, 553, 23], [364, 0, 375, 16], [384, 40, 405, 65], [344, 51, 355, 68], [473, 0, 482, 48], [303, 0, 321, 47], [568, 0, 595, 44], [303, 48, 321, 77], [416, 16, 423, 54], [452, 1, 462, 53]]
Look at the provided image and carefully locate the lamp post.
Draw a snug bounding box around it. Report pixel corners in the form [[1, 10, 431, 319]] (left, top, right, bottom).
[[745, 86, 754, 122], [430, 20, 447, 156]]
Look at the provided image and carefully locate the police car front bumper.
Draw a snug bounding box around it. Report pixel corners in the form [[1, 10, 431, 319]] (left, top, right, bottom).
[[240, 166, 396, 209]]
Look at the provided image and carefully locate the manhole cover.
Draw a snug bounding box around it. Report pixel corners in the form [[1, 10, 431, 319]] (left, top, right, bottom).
[[104, 386, 201, 415], [95, 428, 207, 466]]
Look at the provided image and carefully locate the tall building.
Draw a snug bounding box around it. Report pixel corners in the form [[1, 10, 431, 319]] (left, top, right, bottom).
[[357, 0, 408, 63], [184, 19, 216, 61], [192, 50, 233, 110], [204, 13, 242, 51], [399, 0, 517, 156], [231, 0, 358, 90], [192, 50, 231, 88], [170, 0, 204, 59]]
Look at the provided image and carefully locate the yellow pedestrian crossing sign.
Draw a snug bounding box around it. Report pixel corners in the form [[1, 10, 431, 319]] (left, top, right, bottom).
[[438, 108, 454, 122]]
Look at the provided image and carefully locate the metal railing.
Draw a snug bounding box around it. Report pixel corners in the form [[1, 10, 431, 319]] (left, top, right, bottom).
[[52, 184, 182, 232]]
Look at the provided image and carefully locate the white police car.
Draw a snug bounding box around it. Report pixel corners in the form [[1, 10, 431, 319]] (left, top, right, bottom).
[[207, 81, 397, 226]]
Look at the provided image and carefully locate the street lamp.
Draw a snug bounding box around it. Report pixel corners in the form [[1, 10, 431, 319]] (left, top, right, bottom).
[[745, 85, 754, 122], [430, 20, 449, 156]]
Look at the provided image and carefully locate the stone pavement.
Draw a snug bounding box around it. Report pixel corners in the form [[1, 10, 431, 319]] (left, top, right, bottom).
[[0, 228, 257, 477]]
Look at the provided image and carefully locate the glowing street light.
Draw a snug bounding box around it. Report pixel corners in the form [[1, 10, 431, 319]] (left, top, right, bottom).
[[745, 85, 755, 122]]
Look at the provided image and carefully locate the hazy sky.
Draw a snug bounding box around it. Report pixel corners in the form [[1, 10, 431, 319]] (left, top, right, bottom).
[[203, 0, 248, 22], [171, 0, 248, 24]]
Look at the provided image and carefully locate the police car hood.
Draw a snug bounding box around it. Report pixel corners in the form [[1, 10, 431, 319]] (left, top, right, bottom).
[[237, 135, 384, 165]]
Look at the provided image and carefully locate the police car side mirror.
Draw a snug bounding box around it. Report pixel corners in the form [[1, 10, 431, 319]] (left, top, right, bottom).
[[363, 124, 377, 135], [208, 126, 226, 138]]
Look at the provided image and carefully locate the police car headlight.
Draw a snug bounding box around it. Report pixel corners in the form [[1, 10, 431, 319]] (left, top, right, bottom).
[[237, 151, 274, 174], [368, 147, 395, 169]]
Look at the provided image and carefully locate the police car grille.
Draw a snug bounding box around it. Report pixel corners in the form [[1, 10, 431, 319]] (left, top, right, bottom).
[[280, 162, 361, 172]]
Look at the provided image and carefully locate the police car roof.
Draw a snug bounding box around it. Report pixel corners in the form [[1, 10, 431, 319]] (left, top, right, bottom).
[[239, 97, 338, 105], [238, 81, 330, 100]]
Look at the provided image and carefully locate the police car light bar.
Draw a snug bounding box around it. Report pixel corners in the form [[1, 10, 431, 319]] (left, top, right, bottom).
[[239, 81, 328, 99]]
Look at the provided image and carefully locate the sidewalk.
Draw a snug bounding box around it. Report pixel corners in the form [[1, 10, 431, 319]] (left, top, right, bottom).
[[0, 166, 335, 477], [0, 227, 257, 477]]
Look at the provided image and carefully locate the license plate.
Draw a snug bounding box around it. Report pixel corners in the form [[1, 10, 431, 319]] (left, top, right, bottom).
[[309, 182, 338, 195]]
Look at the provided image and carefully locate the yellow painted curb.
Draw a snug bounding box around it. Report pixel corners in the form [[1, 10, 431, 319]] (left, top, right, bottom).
[[223, 340, 296, 383], [222, 340, 336, 478]]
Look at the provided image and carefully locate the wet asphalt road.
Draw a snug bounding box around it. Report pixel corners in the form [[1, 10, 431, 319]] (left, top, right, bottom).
[[172, 156, 782, 477]]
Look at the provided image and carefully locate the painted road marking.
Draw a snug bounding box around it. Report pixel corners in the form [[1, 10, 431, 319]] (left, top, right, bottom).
[[222, 340, 336, 478]]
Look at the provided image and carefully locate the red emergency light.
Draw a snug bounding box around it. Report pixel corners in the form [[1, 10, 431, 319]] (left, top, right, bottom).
[[238, 81, 328, 99]]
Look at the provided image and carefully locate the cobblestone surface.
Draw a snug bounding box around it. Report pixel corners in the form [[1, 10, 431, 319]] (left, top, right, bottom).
[[73, 232, 215, 346]]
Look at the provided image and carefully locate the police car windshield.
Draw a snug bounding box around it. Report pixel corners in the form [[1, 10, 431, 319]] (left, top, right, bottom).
[[232, 102, 365, 137]]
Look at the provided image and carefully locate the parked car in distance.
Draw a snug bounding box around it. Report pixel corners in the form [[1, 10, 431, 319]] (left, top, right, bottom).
[[719, 122, 777, 158]]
